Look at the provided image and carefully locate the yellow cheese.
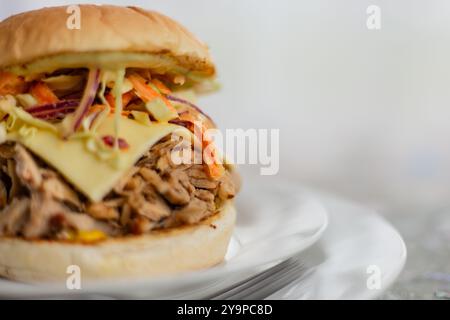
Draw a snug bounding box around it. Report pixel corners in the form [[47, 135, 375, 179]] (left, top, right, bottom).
[[7, 52, 186, 76], [7, 115, 189, 202]]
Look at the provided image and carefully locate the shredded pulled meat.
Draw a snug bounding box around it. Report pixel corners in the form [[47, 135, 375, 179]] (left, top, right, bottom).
[[0, 138, 238, 240]]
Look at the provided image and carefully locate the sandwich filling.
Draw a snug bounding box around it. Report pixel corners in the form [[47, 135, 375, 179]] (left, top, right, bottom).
[[0, 65, 236, 242]]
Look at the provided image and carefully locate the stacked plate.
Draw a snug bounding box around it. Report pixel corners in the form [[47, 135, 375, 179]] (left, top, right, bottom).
[[0, 178, 406, 299]]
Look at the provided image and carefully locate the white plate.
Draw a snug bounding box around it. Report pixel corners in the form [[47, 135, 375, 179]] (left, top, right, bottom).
[[173, 182, 407, 300], [268, 191, 407, 299], [0, 181, 328, 298]]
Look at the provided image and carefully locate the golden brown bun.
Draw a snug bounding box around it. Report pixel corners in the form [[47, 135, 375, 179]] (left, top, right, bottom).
[[0, 201, 235, 282], [0, 5, 214, 75]]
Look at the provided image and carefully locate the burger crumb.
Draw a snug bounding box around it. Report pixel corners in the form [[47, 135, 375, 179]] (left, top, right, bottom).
[[209, 224, 217, 229]]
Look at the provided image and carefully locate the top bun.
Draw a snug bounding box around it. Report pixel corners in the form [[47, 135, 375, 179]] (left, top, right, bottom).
[[0, 5, 215, 76]]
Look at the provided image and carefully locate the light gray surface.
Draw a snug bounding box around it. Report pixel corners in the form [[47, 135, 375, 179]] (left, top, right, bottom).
[[306, 176, 450, 300], [380, 207, 450, 299], [287, 168, 450, 300]]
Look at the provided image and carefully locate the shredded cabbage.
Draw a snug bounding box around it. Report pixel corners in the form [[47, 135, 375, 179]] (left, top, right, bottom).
[[18, 125, 37, 139], [0, 67, 194, 169], [76, 68, 127, 166], [90, 71, 112, 132], [15, 94, 38, 108], [0, 123, 6, 144], [130, 110, 152, 126], [0, 95, 57, 132], [42, 75, 84, 94], [112, 68, 126, 150]]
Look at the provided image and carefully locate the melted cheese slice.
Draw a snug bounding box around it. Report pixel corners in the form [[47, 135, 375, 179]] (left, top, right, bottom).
[[8, 116, 188, 202]]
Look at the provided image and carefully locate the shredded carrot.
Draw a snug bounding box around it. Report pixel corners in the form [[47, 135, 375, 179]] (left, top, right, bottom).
[[122, 91, 134, 107], [151, 79, 171, 95], [110, 108, 131, 116], [160, 95, 177, 112], [204, 160, 225, 179], [128, 74, 160, 102], [179, 112, 202, 140], [129, 73, 222, 178], [202, 132, 224, 179], [128, 74, 177, 113], [88, 104, 106, 115], [105, 91, 134, 109], [178, 111, 224, 179], [105, 93, 114, 108], [30, 82, 58, 104], [203, 142, 224, 179], [0, 71, 27, 95]]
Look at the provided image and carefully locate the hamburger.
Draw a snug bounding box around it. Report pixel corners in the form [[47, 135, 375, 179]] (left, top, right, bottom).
[[0, 5, 239, 282]]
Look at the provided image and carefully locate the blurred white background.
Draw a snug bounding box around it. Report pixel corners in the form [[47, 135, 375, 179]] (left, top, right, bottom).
[[2, 0, 450, 209], [1, 0, 449, 298]]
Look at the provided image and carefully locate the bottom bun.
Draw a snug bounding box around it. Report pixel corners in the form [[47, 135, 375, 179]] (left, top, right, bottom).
[[0, 201, 236, 283]]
